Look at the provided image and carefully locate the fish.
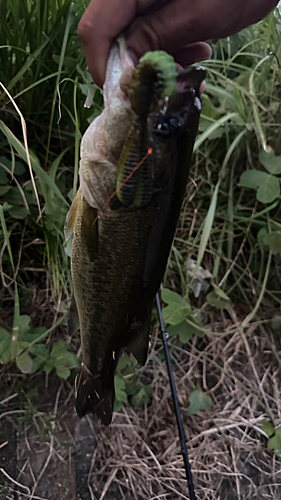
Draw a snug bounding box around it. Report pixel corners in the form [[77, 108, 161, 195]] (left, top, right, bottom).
[[65, 39, 205, 425]]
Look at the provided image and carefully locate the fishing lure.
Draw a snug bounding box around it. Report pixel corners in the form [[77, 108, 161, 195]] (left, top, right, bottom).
[[115, 51, 177, 208]]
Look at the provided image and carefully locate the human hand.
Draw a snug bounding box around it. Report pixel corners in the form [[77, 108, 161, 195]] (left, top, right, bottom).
[[78, 0, 278, 88]]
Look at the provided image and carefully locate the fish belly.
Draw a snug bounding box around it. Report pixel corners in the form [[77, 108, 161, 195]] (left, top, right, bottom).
[[71, 192, 164, 422]]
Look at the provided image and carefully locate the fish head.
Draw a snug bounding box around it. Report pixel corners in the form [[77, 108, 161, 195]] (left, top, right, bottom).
[[114, 57, 205, 209], [145, 66, 206, 189]]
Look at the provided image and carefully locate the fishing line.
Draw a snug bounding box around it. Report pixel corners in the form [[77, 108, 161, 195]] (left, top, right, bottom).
[[92, 147, 153, 226], [156, 292, 196, 500]]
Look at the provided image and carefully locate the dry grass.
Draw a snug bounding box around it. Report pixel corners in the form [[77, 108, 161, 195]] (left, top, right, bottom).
[[87, 317, 281, 500], [2, 312, 279, 500]]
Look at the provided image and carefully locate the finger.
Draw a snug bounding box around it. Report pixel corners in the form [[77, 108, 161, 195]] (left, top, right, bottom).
[[200, 81, 206, 93], [78, 0, 133, 87], [126, 0, 274, 58], [172, 42, 212, 67], [126, 0, 215, 58], [78, 0, 157, 87], [175, 63, 206, 93]]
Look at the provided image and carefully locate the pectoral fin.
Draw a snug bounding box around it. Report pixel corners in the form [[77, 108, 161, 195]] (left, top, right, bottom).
[[64, 189, 82, 246], [68, 295, 80, 336], [126, 308, 151, 365], [81, 197, 99, 262]]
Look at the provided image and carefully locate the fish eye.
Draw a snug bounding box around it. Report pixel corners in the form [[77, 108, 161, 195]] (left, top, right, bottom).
[[157, 122, 170, 134], [153, 116, 179, 137]]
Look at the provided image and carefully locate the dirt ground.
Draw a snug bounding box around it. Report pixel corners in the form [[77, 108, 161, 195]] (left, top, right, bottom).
[[1, 312, 281, 500]]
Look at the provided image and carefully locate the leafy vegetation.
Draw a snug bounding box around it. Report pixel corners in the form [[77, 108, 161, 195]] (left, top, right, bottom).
[[0, 314, 77, 377], [260, 420, 281, 456], [187, 388, 212, 415], [114, 353, 153, 412], [2, 3, 281, 499], [1, 0, 281, 432]]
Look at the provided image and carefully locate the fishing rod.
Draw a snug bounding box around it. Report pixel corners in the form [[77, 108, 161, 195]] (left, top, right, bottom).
[[155, 292, 196, 500]]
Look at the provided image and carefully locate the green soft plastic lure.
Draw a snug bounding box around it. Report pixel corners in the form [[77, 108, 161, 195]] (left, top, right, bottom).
[[139, 51, 178, 98], [116, 51, 178, 208]]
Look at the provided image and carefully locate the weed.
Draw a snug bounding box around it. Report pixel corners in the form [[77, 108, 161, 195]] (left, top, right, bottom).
[[1, 7, 281, 496], [0, 313, 77, 378]]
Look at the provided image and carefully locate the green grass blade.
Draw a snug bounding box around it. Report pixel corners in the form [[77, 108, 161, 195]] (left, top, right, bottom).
[[194, 113, 239, 151], [227, 164, 235, 262], [249, 54, 272, 152], [220, 130, 247, 179], [196, 180, 220, 271], [45, 1, 75, 166], [49, 147, 72, 182], [13, 72, 60, 99], [0, 205, 20, 337], [0, 205, 15, 273], [0, 120, 69, 207], [73, 76, 80, 197], [2, 40, 49, 94]]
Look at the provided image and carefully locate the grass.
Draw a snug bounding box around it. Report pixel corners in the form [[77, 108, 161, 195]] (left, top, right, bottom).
[[80, 322, 281, 500], [1, 2, 281, 499], [3, 317, 281, 499]]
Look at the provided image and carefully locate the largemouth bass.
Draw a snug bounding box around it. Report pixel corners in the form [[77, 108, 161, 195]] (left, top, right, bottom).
[[65, 40, 205, 425]]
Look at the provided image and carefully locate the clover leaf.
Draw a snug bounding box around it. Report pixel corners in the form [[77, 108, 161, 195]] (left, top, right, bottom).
[[188, 389, 212, 415]]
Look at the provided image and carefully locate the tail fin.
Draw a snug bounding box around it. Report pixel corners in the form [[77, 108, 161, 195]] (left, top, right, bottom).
[[75, 364, 114, 425]]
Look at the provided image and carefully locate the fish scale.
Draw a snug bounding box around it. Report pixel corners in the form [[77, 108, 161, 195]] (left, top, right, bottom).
[[116, 120, 153, 207], [65, 41, 205, 424]]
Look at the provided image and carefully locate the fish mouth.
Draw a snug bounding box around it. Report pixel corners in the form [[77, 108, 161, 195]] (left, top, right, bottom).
[[149, 65, 206, 135], [176, 65, 206, 93], [150, 65, 206, 139]]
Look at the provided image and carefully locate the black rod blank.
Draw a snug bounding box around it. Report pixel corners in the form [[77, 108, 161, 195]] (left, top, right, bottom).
[[156, 292, 196, 500]]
